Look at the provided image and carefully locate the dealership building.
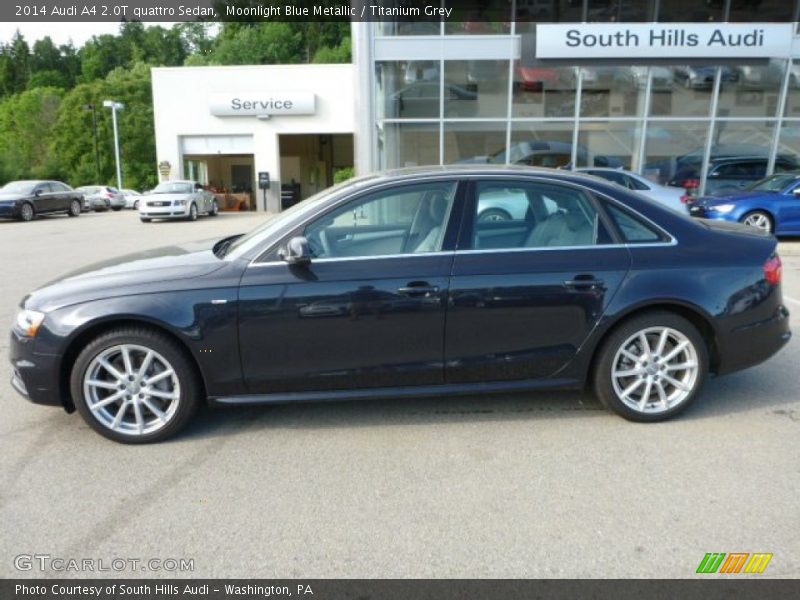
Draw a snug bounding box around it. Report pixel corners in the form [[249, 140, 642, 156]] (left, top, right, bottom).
[[152, 1, 800, 211]]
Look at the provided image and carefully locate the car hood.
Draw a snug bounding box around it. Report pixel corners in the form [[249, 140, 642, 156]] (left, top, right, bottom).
[[0, 192, 26, 202], [25, 239, 228, 312]]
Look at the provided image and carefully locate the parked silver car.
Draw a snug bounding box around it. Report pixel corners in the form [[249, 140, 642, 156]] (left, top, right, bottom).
[[138, 180, 219, 222], [75, 185, 125, 211], [577, 167, 685, 212]]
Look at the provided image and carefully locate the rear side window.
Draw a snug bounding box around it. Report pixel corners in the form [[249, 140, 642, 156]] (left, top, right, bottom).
[[472, 180, 612, 250], [604, 203, 665, 243]]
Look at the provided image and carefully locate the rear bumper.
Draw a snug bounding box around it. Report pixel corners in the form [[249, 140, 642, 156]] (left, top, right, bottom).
[[8, 330, 63, 407], [716, 305, 791, 375]]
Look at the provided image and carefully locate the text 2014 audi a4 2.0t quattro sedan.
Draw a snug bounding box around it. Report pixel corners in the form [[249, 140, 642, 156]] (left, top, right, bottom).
[[9, 167, 791, 443]]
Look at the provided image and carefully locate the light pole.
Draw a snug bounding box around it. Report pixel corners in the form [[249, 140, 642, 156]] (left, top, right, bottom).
[[103, 100, 124, 191]]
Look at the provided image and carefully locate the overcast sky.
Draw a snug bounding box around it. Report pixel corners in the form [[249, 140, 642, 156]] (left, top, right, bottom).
[[0, 22, 179, 48]]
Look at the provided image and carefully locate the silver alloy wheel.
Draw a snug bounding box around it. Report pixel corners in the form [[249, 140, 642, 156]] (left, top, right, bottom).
[[189, 204, 197, 220], [20, 203, 33, 221], [82, 344, 180, 436], [611, 326, 699, 414], [70, 200, 81, 216], [742, 212, 771, 232]]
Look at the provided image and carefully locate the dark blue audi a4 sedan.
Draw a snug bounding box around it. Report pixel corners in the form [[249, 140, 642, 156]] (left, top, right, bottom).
[[9, 166, 792, 443], [688, 172, 800, 235]]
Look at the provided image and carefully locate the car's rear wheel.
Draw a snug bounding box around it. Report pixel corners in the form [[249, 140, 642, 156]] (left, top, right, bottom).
[[111, 207, 123, 212], [19, 202, 35, 222], [593, 312, 707, 422], [209, 200, 219, 217], [187, 203, 198, 221], [741, 210, 773, 234], [70, 328, 200, 443], [68, 199, 81, 217], [133, 199, 139, 210]]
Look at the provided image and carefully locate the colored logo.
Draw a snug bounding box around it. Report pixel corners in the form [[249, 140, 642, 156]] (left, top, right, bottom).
[[696, 552, 773, 574]]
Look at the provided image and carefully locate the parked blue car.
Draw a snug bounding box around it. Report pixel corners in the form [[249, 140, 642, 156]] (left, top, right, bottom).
[[687, 172, 800, 235]]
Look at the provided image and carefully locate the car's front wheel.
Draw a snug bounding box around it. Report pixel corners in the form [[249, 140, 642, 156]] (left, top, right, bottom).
[[593, 312, 708, 422], [741, 210, 773, 234], [140, 217, 151, 223], [68, 199, 81, 217], [187, 203, 198, 221], [19, 202, 35, 222], [70, 327, 200, 443]]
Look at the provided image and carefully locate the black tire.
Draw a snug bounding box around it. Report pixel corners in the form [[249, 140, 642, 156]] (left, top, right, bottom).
[[187, 203, 198, 221], [19, 202, 35, 222], [68, 199, 81, 217], [70, 327, 200, 443], [133, 199, 139, 210], [477, 208, 512, 223], [209, 200, 219, 217], [592, 311, 708, 422], [740, 210, 774, 234], [140, 218, 152, 223], [111, 206, 123, 212]]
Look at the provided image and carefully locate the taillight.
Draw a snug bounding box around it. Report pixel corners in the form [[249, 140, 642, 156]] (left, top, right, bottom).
[[764, 255, 782, 285], [105, 192, 113, 198], [680, 194, 692, 204], [684, 179, 700, 189]]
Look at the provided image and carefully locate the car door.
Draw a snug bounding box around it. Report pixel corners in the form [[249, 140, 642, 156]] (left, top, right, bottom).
[[777, 181, 800, 233], [237, 179, 463, 394], [50, 182, 70, 211], [33, 183, 56, 213], [445, 178, 631, 383]]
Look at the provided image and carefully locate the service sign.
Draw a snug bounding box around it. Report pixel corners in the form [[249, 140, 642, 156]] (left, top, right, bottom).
[[536, 23, 794, 59], [210, 92, 315, 117]]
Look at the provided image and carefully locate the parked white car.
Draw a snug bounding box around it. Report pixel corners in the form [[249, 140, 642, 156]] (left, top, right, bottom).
[[138, 180, 219, 222], [577, 167, 685, 212], [122, 189, 143, 209]]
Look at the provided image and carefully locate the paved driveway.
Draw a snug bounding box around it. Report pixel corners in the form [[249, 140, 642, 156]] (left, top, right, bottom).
[[1, 211, 798, 578]]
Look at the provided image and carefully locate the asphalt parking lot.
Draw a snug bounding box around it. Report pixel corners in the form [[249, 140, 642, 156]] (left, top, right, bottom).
[[1, 210, 798, 578]]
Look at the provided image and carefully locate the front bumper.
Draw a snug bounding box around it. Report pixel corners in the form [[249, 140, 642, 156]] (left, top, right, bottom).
[[0, 203, 20, 218], [9, 329, 64, 407], [139, 204, 190, 219]]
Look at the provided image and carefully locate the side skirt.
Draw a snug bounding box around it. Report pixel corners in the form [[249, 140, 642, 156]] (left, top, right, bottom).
[[209, 377, 582, 407]]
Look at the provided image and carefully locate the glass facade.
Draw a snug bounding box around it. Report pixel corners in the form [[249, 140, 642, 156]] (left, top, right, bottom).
[[367, 0, 800, 195]]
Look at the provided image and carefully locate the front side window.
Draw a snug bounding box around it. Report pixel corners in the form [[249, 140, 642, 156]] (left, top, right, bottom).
[[304, 182, 458, 259], [471, 180, 610, 250]]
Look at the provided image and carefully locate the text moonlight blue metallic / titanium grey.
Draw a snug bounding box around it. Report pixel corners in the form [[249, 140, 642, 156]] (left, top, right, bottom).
[[9, 166, 791, 443]]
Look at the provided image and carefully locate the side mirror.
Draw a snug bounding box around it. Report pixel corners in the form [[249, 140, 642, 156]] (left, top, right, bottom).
[[34, 189, 42, 196], [792, 187, 800, 196], [278, 236, 312, 266]]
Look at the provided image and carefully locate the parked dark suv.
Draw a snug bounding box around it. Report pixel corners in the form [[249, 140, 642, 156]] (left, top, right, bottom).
[[669, 156, 800, 195]]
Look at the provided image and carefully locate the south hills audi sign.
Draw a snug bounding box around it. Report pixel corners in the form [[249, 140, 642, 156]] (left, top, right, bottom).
[[536, 23, 795, 59]]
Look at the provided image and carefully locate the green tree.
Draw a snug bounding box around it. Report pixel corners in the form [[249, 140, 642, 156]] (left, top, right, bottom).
[[209, 22, 303, 65], [312, 37, 352, 64], [0, 87, 64, 181], [79, 34, 130, 82]]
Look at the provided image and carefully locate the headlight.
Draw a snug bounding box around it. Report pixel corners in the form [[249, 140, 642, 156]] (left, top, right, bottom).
[[15, 309, 45, 337], [712, 204, 736, 214], [173, 199, 187, 206]]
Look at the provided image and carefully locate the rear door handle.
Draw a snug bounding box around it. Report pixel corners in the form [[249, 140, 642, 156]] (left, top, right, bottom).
[[564, 278, 605, 290], [398, 283, 440, 296]]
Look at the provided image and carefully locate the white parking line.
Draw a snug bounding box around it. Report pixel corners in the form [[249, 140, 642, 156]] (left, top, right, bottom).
[[785, 296, 800, 306]]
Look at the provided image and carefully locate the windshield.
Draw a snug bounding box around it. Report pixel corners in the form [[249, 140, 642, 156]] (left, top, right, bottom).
[[153, 182, 193, 194], [746, 173, 799, 192], [222, 177, 376, 259], [1, 181, 37, 194]]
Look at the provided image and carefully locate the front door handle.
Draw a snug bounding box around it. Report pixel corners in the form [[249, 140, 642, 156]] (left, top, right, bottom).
[[398, 282, 440, 297]]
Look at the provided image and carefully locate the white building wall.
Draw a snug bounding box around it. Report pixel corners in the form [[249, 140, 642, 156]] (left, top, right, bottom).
[[151, 64, 356, 212]]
